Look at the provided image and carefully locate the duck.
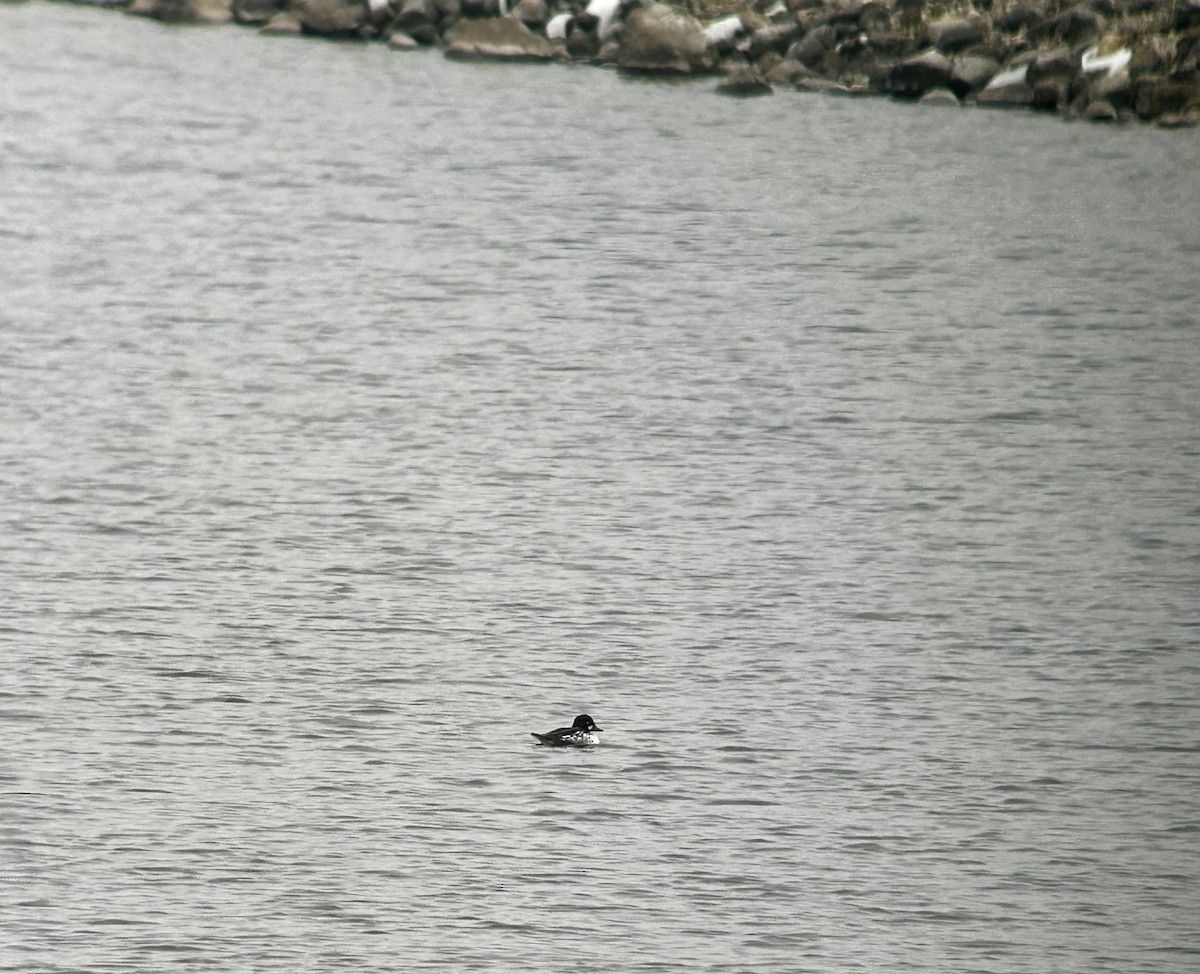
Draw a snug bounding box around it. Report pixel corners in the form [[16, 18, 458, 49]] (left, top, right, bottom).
[[531, 714, 603, 747]]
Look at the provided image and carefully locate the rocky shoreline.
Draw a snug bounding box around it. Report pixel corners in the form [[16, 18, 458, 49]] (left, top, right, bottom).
[[19, 0, 1200, 126]]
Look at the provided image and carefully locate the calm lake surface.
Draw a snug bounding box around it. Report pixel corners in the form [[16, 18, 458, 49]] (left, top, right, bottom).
[[2, 3, 1199, 971]]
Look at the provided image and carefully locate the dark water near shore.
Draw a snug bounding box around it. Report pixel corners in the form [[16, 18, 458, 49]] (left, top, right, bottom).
[[3, 3, 1200, 971]]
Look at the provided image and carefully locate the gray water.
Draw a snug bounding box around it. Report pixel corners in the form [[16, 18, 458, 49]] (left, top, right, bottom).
[[2, 3, 1199, 971]]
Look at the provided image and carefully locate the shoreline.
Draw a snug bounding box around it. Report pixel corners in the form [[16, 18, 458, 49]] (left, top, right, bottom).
[[13, 0, 1200, 127]]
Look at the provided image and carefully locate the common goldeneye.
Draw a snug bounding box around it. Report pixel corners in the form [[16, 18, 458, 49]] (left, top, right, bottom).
[[531, 714, 603, 747]]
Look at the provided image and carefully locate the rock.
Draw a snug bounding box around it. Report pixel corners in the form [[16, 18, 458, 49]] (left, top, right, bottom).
[[546, 11, 572, 39], [832, 30, 870, 60], [587, 0, 621, 42], [1175, 1, 1200, 31], [855, 2, 891, 33], [1128, 40, 1166, 78], [787, 26, 835, 69], [596, 38, 621, 63], [1082, 98, 1118, 121], [1091, 68, 1135, 109], [822, 32, 890, 89], [927, 17, 984, 54], [994, 2, 1042, 33], [290, 0, 366, 33], [795, 75, 854, 94], [1179, 28, 1200, 63], [260, 8, 303, 30], [950, 54, 999, 97], [1134, 79, 1198, 120], [1029, 6, 1103, 47], [893, 0, 922, 30], [174, 0, 231, 19], [364, 0, 390, 27], [1031, 79, 1071, 111], [976, 64, 1034, 107], [387, 29, 419, 47], [976, 84, 1034, 107], [458, 0, 500, 14], [756, 50, 784, 75], [1081, 45, 1131, 78], [511, 0, 547, 30], [716, 64, 773, 96], [747, 23, 800, 60], [127, 0, 233, 21], [233, 0, 282, 23], [918, 87, 960, 105], [1085, 0, 1140, 12], [393, 0, 438, 44], [794, 6, 828, 33], [813, 1, 889, 33], [1026, 48, 1077, 87], [618, 2, 713, 75], [866, 31, 919, 59], [566, 21, 600, 59], [1025, 47, 1078, 110], [1158, 111, 1199, 128], [821, 2, 865, 28], [888, 49, 953, 98], [704, 14, 745, 52], [765, 59, 816, 84], [443, 16, 555, 60]]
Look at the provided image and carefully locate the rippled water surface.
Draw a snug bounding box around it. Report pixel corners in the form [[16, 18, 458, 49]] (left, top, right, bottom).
[[2, 4, 1199, 972]]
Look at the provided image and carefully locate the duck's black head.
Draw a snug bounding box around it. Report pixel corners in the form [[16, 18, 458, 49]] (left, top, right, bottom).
[[573, 714, 602, 731]]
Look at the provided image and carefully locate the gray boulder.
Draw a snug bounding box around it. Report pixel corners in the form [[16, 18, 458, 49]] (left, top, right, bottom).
[[1030, 6, 1103, 47], [443, 16, 555, 60], [1026, 47, 1078, 110], [756, 49, 784, 76], [387, 29, 420, 47], [458, 0, 502, 14], [393, 0, 438, 44], [716, 65, 773, 96], [867, 32, 920, 60], [995, 2, 1043, 33], [950, 54, 1000, 97], [291, 0, 366, 33], [765, 59, 817, 85], [927, 17, 984, 53], [976, 63, 1034, 107], [855, 2, 891, 33], [126, 0, 233, 21], [1082, 98, 1119, 121], [1157, 112, 1199, 128], [618, 2, 713, 75], [1134, 78, 1200, 120], [1174, 1, 1200, 29], [566, 21, 601, 59], [794, 76, 854, 94], [888, 50, 953, 98], [1091, 68, 1135, 110], [511, 0, 548, 30], [232, 0, 282, 23], [260, 9, 303, 30], [919, 87, 961, 106], [747, 23, 800, 60], [787, 26, 836, 69]]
